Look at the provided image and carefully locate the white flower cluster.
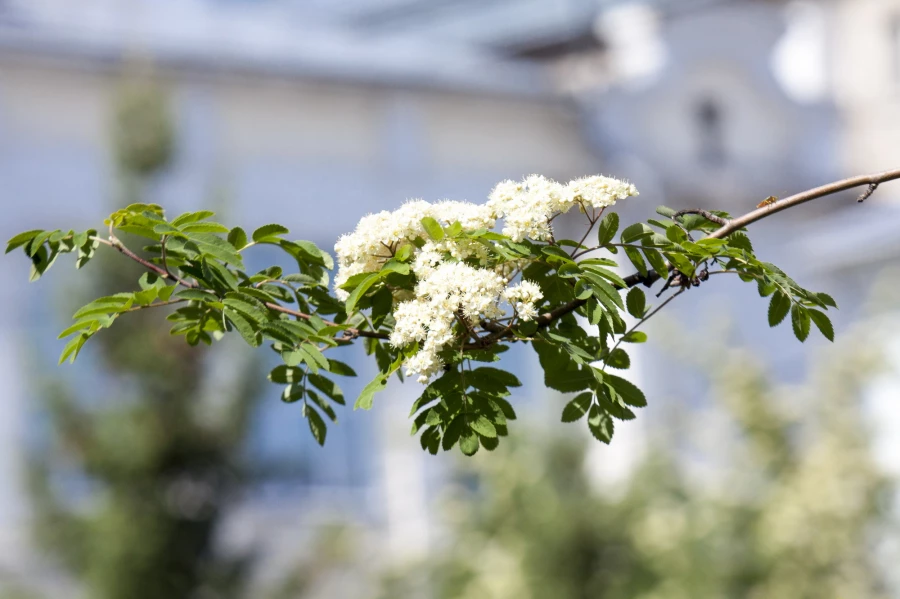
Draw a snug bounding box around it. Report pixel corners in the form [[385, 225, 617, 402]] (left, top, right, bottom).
[[488, 174, 639, 242], [333, 173, 637, 383], [333, 200, 495, 299], [501, 280, 543, 322], [391, 262, 509, 383]]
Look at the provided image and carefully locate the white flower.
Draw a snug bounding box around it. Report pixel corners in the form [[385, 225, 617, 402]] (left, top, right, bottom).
[[486, 173, 638, 243], [390, 262, 508, 382], [487, 175, 565, 242], [333, 199, 495, 299], [333, 173, 637, 382], [502, 280, 543, 322], [563, 175, 639, 209]]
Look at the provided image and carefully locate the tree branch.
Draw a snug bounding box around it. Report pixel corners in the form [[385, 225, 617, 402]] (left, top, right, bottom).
[[94, 235, 197, 289], [524, 167, 900, 336], [91, 168, 900, 350], [708, 167, 900, 238], [93, 235, 391, 341], [672, 209, 730, 226]]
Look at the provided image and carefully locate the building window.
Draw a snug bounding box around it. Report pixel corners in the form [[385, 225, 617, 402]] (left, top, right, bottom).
[[694, 96, 726, 168]]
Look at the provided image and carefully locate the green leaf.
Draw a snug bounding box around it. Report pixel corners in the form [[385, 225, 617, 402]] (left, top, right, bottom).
[[280, 383, 304, 404], [597, 212, 619, 246], [441, 415, 466, 451], [269, 365, 304, 384], [605, 373, 647, 407], [791, 304, 810, 342], [420, 216, 444, 241], [72, 295, 134, 319], [817, 292, 838, 309], [626, 287, 646, 319], [59, 332, 90, 365], [355, 354, 402, 410], [642, 245, 669, 279], [76, 231, 100, 269], [326, 359, 358, 377], [420, 426, 441, 455], [345, 272, 384, 315], [252, 224, 290, 243], [469, 415, 497, 438], [180, 222, 230, 234], [305, 405, 327, 446], [533, 341, 594, 393], [541, 245, 574, 263], [665, 225, 688, 244], [622, 331, 647, 343], [225, 309, 260, 347], [298, 344, 329, 373], [57, 319, 100, 339], [381, 259, 410, 275], [171, 210, 215, 227], [620, 223, 652, 243], [175, 289, 218, 302], [395, 244, 413, 261], [281, 349, 304, 367], [623, 247, 648, 278], [727, 231, 753, 253], [479, 435, 499, 451], [227, 227, 248, 250], [306, 390, 338, 421], [581, 265, 627, 288], [289, 240, 334, 269], [605, 348, 630, 370], [587, 404, 614, 444], [223, 294, 267, 323], [561, 392, 593, 422], [768, 292, 791, 328], [190, 234, 244, 269], [471, 367, 521, 388], [655, 206, 677, 218], [458, 431, 480, 456], [27, 230, 55, 256], [308, 373, 345, 404], [808, 309, 834, 342], [6, 230, 43, 254]]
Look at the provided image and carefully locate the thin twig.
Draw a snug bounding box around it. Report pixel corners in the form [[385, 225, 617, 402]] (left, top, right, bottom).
[[93, 234, 390, 341], [672, 209, 730, 226], [514, 167, 900, 339], [569, 206, 603, 258], [124, 298, 188, 313], [857, 182, 878, 203], [94, 235, 197, 289], [605, 288, 686, 368], [160, 235, 174, 279], [264, 302, 389, 340], [709, 167, 900, 238]]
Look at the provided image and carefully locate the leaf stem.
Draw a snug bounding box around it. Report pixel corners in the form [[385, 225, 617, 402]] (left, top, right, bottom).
[[603, 288, 686, 370]]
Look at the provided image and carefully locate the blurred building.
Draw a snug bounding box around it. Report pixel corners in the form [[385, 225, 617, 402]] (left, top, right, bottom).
[[2, 0, 900, 595]]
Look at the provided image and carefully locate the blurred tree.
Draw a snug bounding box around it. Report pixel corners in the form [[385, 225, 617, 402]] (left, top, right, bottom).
[[25, 71, 261, 599], [380, 322, 896, 599]]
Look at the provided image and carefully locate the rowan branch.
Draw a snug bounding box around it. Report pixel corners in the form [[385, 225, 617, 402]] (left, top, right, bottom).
[[93, 235, 197, 289], [524, 167, 900, 337], [92, 235, 391, 341], [672, 209, 730, 226], [89, 168, 900, 350]]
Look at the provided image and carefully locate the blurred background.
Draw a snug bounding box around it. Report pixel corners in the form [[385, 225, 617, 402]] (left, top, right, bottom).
[[2, 0, 900, 597]]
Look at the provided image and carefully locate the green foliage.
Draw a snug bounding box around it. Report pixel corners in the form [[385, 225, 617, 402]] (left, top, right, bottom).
[[379, 327, 894, 599], [8, 196, 838, 453]]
